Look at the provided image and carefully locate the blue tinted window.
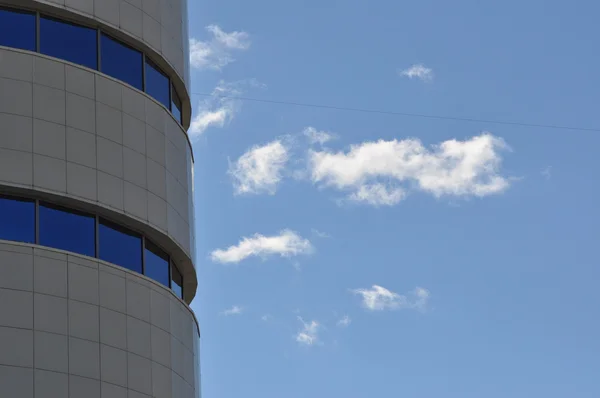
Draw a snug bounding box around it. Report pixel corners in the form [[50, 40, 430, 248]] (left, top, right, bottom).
[[171, 85, 182, 124], [40, 17, 98, 70], [145, 241, 170, 287], [99, 219, 142, 273], [0, 196, 35, 244], [171, 103, 182, 124], [145, 60, 170, 109], [39, 204, 95, 256], [0, 8, 36, 51], [171, 264, 183, 299], [101, 34, 142, 90]]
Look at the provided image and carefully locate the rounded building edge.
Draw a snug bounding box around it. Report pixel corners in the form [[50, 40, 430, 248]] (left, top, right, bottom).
[[0, 240, 201, 397]]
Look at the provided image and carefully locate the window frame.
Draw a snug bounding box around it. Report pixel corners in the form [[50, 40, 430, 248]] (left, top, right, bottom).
[[0, 5, 36, 14], [38, 201, 97, 257], [39, 13, 99, 70], [0, 194, 36, 244], [144, 239, 172, 288], [171, 261, 184, 299], [0, 6, 38, 52], [0, 193, 185, 298], [98, 217, 144, 274], [99, 32, 144, 91], [144, 57, 171, 110], [171, 84, 183, 124]]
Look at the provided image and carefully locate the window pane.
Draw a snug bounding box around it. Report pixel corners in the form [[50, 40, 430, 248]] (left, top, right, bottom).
[[40, 16, 98, 69], [0, 196, 35, 244], [101, 34, 142, 90], [0, 8, 36, 51], [39, 204, 95, 257], [145, 60, 170, 109], [171, 103, 182, 125], [145, 241, 169, 287], [171, 85, 182, 124], [99, 219, 142, 273], [171, 264, 183, 299]]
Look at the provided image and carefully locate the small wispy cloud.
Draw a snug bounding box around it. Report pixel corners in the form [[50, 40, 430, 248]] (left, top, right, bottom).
[[229, 140, 290, 195], [261, 314, 272, 321], [309, 133, 511, 206], [189, 79, 264, 137], [295, 317, 320, 346], [311, 229, 331, 239], [541, 166, 552, 180], [210, 230, 313, 264], [189, 81, 240, 136], [352, 285, 430, 312], [190, 25, 250, 70], [221, 305, 243, 316], [303, 127, 337, 146], [399, 64, 434, 82], [336, 315, 351, 328]]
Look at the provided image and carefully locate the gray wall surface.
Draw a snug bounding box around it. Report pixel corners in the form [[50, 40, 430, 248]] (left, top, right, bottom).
[[0, 242, 201, 398], [0, 47, 197, 297]]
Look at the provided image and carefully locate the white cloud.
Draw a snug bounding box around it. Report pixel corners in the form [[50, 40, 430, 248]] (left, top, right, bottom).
[[295, 317, 320, 346], [541, 166, 552, 180], [352, 285, 430, 311], [400, 64, 434, 82], [303, 127, 337, 146], [411, 287, 430, 311], [221, 305, 243, 316], [190, 25, 250, 70], [210, 230, 313, 264], [337, 315, 351, 327], [261, 314, 272, 321], [347, 183, 406, 206], [229, 140, 289, 195], [189, 81, 239, 136], [309, 133, 510, 206], [190, 80, 264, 137]]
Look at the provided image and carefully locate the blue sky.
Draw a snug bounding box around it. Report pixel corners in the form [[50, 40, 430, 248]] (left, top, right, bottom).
[[186, 1, 600, 397]]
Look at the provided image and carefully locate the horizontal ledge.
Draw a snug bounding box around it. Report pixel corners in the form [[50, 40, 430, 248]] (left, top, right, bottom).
[[0, 238, 200, 337], [0, 45, 195, 163], [0, 183, 198, 307]]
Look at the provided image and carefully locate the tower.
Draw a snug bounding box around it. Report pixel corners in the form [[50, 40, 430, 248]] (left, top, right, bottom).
[[0, 0, 200, 397]]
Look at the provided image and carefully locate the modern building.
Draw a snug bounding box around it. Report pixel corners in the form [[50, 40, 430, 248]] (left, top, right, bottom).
[[0, 0, 200, 397]]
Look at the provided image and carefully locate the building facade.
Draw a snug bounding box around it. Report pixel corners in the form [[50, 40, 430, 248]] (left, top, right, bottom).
[[0, 0, 200, 397]]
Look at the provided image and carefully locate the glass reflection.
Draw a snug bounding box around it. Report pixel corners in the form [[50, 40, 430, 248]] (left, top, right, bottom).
[[100, 33, 143, 90], [40, 16, 98, 69], [0, 8, 185, 128], [39, 203, 95, 257], [0, 8, 36, 51], [171, 263, 183, 299], [0, 193, 187, 297], [99, 219, 142, 273], [145, 60, 170, 109], [145, 240, 170, 287], [171, 85, 183, 124], [0, 196, 35, 244]]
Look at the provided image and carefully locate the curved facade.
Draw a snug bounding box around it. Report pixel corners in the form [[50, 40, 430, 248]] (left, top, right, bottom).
[[0, 0, 200, 397]]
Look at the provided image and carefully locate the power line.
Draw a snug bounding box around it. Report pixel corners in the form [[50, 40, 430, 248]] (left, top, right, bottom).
[[190, 92, 600, 133]]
